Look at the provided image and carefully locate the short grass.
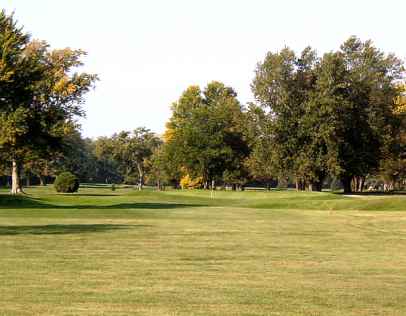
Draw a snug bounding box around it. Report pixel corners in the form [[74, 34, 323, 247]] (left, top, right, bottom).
[[1, 185, 406, 315]]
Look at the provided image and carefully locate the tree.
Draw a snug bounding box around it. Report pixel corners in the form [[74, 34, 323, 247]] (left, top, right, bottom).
[[51, 128, 98, 182], [244, 104, 276, 189], [165, 81, 249, 189], [251, 38, 405, 193], [93, 136, 123, 184], [252, 47, 324, 190], [111, 128, 162, 190], [147, 146, 169, 190], [0, 10, 97, 194], [0, 10, 40, 194], [311, 38, 404, 192], [378, 82, 406, 190]]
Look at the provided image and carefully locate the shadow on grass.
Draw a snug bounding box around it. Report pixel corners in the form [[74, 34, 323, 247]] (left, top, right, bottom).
[[334, 191, 406, 196], [0, 195, 206, 210], [80, 184, 140, 189], [0, 224, 147, 235], [58, 194, 120, 197], [80, 184, 113, 188]]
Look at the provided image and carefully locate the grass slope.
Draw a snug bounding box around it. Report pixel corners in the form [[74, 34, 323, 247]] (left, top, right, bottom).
[[0, 186, 406, 315]]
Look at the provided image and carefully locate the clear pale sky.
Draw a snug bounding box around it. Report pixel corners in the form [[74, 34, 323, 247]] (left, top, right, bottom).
[[3, 0, 406, 138]]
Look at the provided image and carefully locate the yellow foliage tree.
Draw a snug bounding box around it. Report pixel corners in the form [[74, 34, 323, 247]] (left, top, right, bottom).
[[394, 83, 406, 115], [180, 174, 203, 189]]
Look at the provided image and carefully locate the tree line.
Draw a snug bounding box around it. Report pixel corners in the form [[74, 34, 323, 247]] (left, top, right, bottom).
[[0, 10, 405, 194]]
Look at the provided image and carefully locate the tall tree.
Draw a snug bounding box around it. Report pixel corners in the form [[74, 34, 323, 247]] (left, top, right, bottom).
[[244, 103, 276, 189], [165, 81, 249, 188], [311, 38, 404, 192], [252, 47, 324, 190], [252, 38, 404, 193], [0, 10, 97, 194]]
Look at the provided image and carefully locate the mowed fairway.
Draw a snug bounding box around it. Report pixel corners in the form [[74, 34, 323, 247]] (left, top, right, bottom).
[[1, 186, 406, 316]]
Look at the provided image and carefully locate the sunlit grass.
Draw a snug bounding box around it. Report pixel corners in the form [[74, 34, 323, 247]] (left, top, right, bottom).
[[0, 185, 405, 315]]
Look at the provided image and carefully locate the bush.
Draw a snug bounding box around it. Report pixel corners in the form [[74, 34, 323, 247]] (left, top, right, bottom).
[[54, 172, 79, 193], [180, 174, 203, 189]]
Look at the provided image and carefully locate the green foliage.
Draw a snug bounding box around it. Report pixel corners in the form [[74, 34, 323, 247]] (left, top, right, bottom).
[[244, 103, 276, 184], [251, 37, 405, 192], [53, 172, 79, 193], [147, 146, 172, 188], [0, 9, 97, 194], [53, 129, 98, 182], [110, 128, 162, 188], [165, 81, 250, 188]]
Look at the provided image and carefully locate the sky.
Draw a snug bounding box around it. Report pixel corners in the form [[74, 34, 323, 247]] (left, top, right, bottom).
[[3, 0, 406, 138]]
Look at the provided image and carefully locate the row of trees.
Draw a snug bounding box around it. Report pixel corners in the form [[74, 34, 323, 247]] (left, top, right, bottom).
[[0, 127, 163, 190], [156, 38, 405, 193], [249, 39, 405, 193], [0, 9, 404, 194]]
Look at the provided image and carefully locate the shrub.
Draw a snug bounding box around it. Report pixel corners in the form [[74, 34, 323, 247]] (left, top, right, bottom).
[[54, 172, 79, 193], [180, 174, 203, 189]]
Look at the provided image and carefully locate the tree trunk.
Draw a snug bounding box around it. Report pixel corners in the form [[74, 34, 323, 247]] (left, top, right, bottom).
[[342, 176, 352, 194], [358, 177, 365, 193], [11, 160, 23, 195], [138, 174, 143, 191], [136, 163, 143, 191], [39, 175, 46, 186]]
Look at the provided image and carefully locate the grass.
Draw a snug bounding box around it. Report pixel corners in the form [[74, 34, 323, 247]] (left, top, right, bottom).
[[0, 185, 406, 315]]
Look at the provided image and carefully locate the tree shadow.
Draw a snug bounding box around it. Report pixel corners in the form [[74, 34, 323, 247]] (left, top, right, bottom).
[[80, 184, 113, 188], [0, 195, 206, 210], [335, 191, 406, 196], [80, 184, 137, 189], [0, 224, 147, 236], [58, 194, 120, 197], [55, 203, 204, 210]]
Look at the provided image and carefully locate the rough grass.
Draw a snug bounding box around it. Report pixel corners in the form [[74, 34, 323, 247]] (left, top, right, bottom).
[[0, 185, 406, 315]]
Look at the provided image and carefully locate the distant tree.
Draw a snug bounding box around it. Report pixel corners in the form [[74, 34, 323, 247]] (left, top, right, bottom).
[[111, 128, 162, 190], [310, 37, 404, 193], [251, 38, 405, 193], [244, 103, 276, 189], [52, 129, 98, 182], [23, 154, 51, 186], [252, 47, 324, 190], [165, 81, 250, 189], [378, 82, 406, 190], [93, 136, 123, 183], [147, 146, 167, 190]]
